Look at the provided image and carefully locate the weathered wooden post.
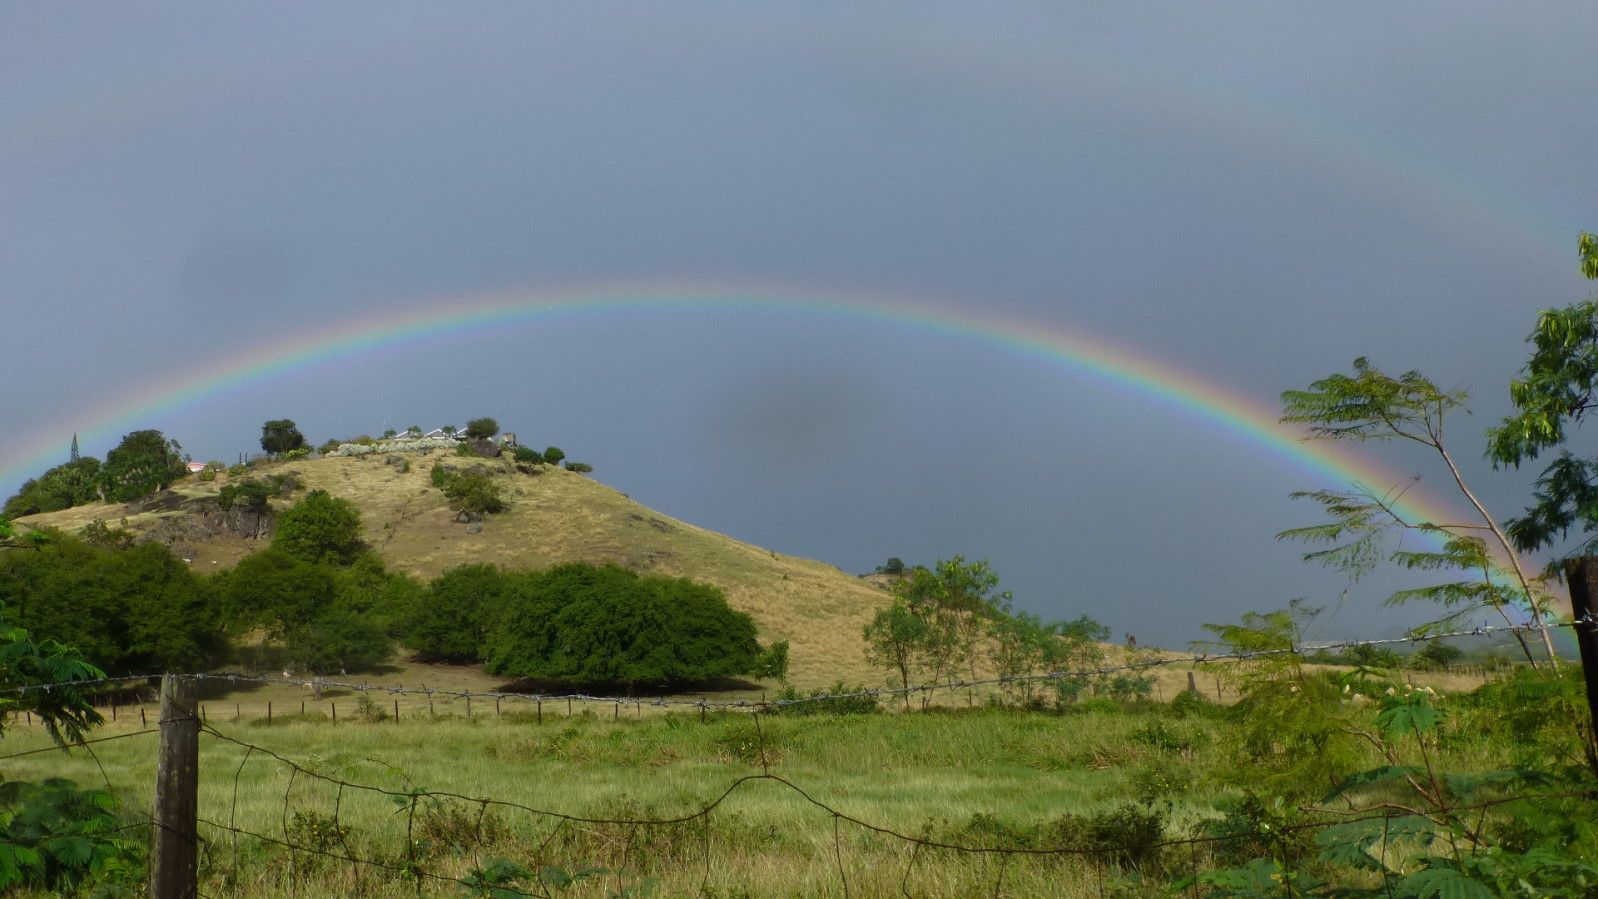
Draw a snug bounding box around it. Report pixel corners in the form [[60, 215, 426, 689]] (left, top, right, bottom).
[[1187, 671, 1198, 697], [149, 675, 199, 898], [1562, 557, 1598, 763], [394, 699, 400, 722]]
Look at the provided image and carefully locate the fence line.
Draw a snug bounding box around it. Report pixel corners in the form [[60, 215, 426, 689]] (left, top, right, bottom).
[[175, 706, 1598, 897], [0, 616, 1582, 716]]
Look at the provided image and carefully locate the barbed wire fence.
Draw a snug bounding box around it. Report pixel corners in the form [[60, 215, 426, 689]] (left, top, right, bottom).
[[5, 617, 1596, 897]]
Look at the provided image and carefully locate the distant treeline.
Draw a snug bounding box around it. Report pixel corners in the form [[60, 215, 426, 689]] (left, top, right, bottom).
[[0, 487, 784, 688]]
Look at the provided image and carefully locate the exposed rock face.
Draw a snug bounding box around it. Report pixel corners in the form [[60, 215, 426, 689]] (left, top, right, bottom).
[[123, 490, 187, 515], [467, 438, 501, 458], [139, 496, 276, 544]]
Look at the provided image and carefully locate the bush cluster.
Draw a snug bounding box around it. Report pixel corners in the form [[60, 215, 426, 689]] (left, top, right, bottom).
[[398, 562, 787, 687]]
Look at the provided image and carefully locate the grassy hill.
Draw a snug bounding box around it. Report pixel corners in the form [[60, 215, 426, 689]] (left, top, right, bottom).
[[16, 452, 893, 688]]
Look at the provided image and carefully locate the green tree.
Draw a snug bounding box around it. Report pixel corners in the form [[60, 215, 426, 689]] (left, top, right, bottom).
[[1411, 639, 1464, 670], [402, 564, 514, 662], [464, 417, 499, 440], [1279, 359, 1556, 665], [271, 489, 365, 565], [485, 564, 771, 686], [0, 533, 225, 675], [862, 599, 928, 709], [260, 419, 308, 455], [879, 557, 906, 575], [895, 556, 1009, 687], [3, 457, 101, 517], [98, 429, 185, 502], [1489, 233, 1598, 560], [542, 446, 566, 465]]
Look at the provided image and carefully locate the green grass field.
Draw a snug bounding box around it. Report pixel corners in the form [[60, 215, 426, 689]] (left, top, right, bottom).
[[2, 678, 1551, 898]]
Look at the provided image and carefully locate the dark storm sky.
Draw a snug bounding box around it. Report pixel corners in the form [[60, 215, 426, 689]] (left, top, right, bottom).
[[3, 4, 1594, 645]]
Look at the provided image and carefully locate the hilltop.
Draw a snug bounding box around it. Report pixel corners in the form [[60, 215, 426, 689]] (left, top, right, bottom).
[[14, 451, 892, 687]]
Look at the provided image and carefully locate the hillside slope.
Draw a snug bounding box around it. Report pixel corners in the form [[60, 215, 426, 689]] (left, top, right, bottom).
[[15, 454, 891, 687]]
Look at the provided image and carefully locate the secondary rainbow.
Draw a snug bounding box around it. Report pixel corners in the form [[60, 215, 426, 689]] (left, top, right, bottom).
[[2, 284, 1460, 531]]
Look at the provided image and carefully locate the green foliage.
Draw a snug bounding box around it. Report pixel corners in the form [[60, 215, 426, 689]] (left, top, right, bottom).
[[485, 563, 771, 686], [770, 682, 881, 716], [0, 778, 142, 893], [1488, 238, 1598, 556], [443, 471, 506, 516], [541, 446, 565, 465], [562, 461, 593, 473], [0, 604, 105, 745], [431, 461, 449, 488], [1279, 359, 1555, 664], [402, 564, 513, 662], [3, 457, 102, 518], [879, 557, 906, 575], [260, 418, 307, 455], [212, 548, 398, 673], [862, 599, 927, 707], [97, 429, 186, 502], [217, 475, 278, 512], [383, 428, 398, 439], [283, 606, 390, 673], [464, 417, 499, 440], [511, 445, 542, 464], [214, 549, 336, 638], [0, 533, 226, 677], [1411, 640, 1464, 670], [272, 489, 365, 565], [1200, 604, 1365, 796], [77, 518, 135, 550], [751, 639, 788, 680]]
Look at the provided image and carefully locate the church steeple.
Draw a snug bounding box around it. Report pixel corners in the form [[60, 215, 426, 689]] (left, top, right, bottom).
[[70, 432, 79, 463]]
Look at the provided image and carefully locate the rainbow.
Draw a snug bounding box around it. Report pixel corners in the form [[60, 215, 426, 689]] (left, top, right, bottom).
[[2, 283, 1469, 534]]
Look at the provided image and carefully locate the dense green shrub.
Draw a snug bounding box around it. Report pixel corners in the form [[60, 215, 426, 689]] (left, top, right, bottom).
[[400, 564, 514, 662], [563, 461, 593, 473], [512, 445, 542, 464], [541, 446, 565, 465], [0, 533, 226, 674], [211, 549, 397, 674], [217, 477, 275, 512], [443, 471, 506, 516], [3, 457, 102, 517], [430, 461, 449, 488], [272, 489, 365, 565], [486, 563, 773, 686], [771, 681, 880, 716]]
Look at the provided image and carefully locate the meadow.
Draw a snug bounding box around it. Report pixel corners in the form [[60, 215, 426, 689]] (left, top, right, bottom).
[[8, 659, 1585, 898]]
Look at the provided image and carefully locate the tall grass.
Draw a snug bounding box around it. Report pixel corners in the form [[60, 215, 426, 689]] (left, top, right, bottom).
[[4, 689, 1544, 897]]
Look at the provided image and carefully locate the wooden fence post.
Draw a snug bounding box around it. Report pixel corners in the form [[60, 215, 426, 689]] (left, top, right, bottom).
[[1561, 557, 1598, 765], [149, 675, 199, 898]]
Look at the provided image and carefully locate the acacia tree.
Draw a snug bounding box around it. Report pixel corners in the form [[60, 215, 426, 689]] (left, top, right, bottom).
[[260, 419, 307, 455], [1489, 233, 1598, 558], [1279, 359, 1557, 665], [862, 599, 927, 709]]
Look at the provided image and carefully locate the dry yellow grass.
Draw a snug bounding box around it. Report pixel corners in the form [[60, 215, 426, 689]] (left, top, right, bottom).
[[18, 454, 894, 688]]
